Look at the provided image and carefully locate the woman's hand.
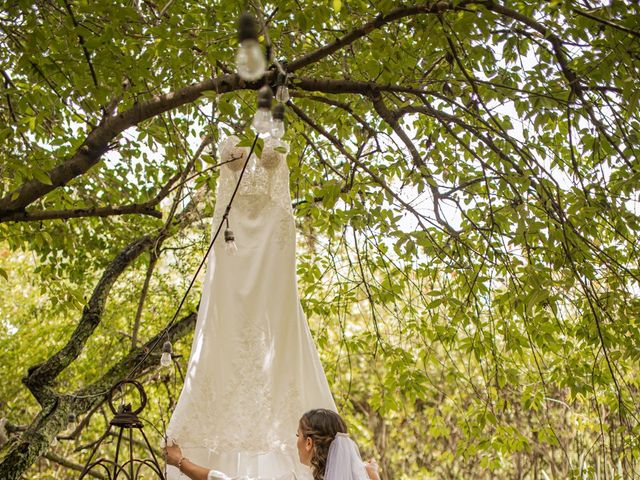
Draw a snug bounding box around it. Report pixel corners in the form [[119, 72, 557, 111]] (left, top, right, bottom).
[[365, 458, 380, 480], [162, 443, 210, 480], [164, 443, 183, 467]]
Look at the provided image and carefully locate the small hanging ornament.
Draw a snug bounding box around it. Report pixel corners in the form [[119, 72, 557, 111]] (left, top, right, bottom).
[[270, 103, 285, 139], [252, 85, 273, 134], [224, 227, 238, 256], [160, 341, 172, 367], [236, 12, 266, 81]]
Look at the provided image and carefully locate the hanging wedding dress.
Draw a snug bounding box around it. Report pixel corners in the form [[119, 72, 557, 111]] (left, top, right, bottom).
[[165, 136, 336, 480]]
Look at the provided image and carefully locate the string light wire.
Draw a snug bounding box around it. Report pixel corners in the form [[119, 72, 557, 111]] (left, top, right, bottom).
[[70, 134, 260, 402], [125, 133, 260, 381]]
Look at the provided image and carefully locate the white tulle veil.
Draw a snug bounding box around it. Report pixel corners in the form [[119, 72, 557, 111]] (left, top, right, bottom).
[[324, 433, 369, 480]]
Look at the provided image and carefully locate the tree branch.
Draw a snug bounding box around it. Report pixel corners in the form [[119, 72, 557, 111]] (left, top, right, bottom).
[[480, 0, 633, 164], [130, 252, 158, 351], [1, 69, 18, 123], [0, 203, 162, 223], [0, 73, 252, 219], [288, 1, 463, 72], [22, 234, 156, 402], [0, 311, 197, 480], [479, 0, 580, 92], [0, 133, 201, 224], [294, 76, 438, 96], [294, 93, 380, 140], [21, 185, 204, 401], [0, 69, 447, 224], [62, 0, 99, 88], [43, 451, 107, 479], [368, 91, 460, 236], [289, 100, 463, 268], [573, 7, 640, 39]]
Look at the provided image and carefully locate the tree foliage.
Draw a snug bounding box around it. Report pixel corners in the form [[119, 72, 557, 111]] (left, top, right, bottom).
[[1, 0, 640, 478]]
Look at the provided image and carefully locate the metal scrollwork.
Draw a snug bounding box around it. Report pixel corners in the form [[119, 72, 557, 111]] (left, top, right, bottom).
[[79, 380, 165, 479]]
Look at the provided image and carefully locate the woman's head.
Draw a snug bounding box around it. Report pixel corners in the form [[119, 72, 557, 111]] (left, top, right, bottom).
[[297, 409, 348, 479]]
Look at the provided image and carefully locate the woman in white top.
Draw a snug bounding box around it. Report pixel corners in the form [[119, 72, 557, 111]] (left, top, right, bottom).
[[164, 409, 381, 480]]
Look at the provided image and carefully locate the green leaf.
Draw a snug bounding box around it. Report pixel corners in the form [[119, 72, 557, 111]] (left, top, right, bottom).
[[201, 154, 216, 165], [201, 91, 218, 101], [32, 170, 53, 185]]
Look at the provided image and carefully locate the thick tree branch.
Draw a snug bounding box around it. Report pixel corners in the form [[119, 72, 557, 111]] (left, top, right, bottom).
[[0, 203, 162, 223], [0, 133, 204, 224], [288, 1, 464, 72], [294, 76, 438, 96], [0, 70, 440, 223], [21, 186, 204, 401], [0, 311, 197, 480], [0, 61, 450, 225], [58, 399, 106, 441], [0, 73, 252, 219], [22, 234, 156, 402]]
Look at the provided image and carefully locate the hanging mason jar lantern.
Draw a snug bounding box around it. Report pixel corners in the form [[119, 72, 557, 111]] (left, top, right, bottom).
[[79, 380, 165, 479]]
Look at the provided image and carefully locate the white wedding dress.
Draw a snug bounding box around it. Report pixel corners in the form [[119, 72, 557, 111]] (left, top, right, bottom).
[[165, 137, 336, 480]]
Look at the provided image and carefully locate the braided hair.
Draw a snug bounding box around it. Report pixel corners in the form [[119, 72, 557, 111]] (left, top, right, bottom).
[[299, 409, 348, 480]]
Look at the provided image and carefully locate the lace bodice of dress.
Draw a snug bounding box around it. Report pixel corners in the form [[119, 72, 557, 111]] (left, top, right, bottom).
[[213, 135, 292, 228]]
